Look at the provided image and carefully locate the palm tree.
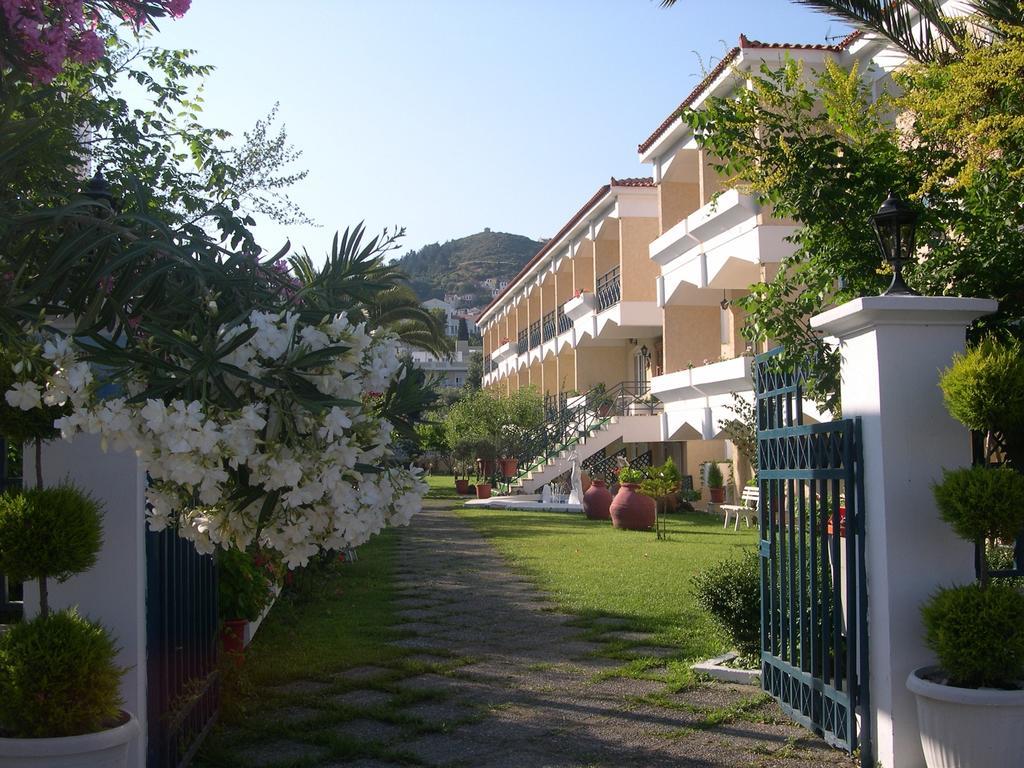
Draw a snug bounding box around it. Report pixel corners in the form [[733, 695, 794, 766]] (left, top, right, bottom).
[[289, 225, 449, 356], [659, 1, 1024, 63]]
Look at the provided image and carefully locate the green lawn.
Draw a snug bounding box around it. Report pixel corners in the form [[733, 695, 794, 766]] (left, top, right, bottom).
[[456, 506, 759, 661], [424, 472, 461, 499]]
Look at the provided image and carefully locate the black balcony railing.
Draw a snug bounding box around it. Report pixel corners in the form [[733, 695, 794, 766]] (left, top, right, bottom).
[[528, 320, 542, 349], [557, 304, 572, 334], [517, 330, 528, 355], [542, 311, 556, 342], [596, 266, 621, 311]]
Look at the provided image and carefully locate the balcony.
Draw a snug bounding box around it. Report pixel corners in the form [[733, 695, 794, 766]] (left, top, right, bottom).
[[557, 304, 572, 334], [528, 320, 542, 350], [542, 311, 556, 342], [649, 189, 796, 303], [489, 340, 515, 364], [596, 266, 621, 311], [517, 330, 528, 356], [649, 356, 753, 442]]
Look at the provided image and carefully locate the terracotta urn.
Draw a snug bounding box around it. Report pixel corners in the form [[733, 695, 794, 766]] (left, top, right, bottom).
[[583, 479, 613, 520], [609, 483, 656, 530], [455, 478, 469, 495], [476, 482, 492, 500], [709, 486, 726, 503], [499, 457, 518, 478]]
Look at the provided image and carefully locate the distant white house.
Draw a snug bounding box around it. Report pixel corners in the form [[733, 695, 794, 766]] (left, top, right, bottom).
[[422, 298, 460, 337]]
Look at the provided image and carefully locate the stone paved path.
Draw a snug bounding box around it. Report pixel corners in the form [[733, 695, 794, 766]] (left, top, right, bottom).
[[227, 499, 856, 767]]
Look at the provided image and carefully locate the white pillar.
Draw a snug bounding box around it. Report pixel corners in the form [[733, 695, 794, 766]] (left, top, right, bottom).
[[811, 295, 997, 768], [24, 435, 147, 768]]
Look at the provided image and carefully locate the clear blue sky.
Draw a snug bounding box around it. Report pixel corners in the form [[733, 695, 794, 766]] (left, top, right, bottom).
[[153, 1, 849, 261]]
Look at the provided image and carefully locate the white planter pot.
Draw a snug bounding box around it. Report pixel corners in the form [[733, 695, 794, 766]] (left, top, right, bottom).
[[907, 666, 1024, 768], [0, 712, 139, 768]]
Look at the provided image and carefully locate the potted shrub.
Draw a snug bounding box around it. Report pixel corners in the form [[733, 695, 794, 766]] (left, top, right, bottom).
[[0, 484, 138, 767], [217, 548, 277, 656], [906, 464, 1024, 768], [706, 462, 726, 503], [609, 465, 655, 530], [905, 339, 1024, 768]]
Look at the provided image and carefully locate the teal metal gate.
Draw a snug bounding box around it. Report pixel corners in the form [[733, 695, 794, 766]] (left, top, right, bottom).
[[755, 350, 871, 766]]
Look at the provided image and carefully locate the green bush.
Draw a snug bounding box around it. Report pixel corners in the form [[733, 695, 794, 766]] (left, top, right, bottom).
[[921, 582, 1024, 688], [217, 548, 276, 621], [693, 550, 761, 656], [618, 466, 646, 484], [0, 609, 123, 737], [639, 457, 681, 501], [0, 485, 103, 585], [939, 338, 1024, 460], [932, 465, 1024, 543]]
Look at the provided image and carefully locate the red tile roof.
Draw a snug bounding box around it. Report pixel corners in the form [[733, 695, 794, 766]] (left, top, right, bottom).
[[476, 177, 655, 323], [637, 32, 862, 155], [610, 176, 656, 187]]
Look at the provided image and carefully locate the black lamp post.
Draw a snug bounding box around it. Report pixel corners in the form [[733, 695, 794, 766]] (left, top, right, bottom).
[[83, 169, 113, 203], [870, 191, 919, 296]]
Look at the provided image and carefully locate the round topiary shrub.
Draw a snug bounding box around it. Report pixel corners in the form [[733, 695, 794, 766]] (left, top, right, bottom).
[[939, 338, 1024, 462], [921, 582, 1024, 689], [693, 549, 761, 657], [0, 609, 123, 737], [932, 465, 1024, 544], [0, 484, 103, 587]]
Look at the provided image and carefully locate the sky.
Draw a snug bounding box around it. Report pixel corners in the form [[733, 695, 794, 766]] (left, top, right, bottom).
[[151, 1, 851, 262]]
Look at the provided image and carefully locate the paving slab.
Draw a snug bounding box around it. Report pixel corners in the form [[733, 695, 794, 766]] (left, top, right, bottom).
[[332, 689, 394, 709], [219, 503, 856, 768]]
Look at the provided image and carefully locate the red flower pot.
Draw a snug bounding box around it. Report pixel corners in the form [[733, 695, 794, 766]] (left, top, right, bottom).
[[455, 478, 469, 495], [609, 483, 656, 530], [499, 457, 518, 478], [709, 486, 726, 503], [476, 482, 492, 499], [221, 618, 248, 655], [583, 479, 614, 520]]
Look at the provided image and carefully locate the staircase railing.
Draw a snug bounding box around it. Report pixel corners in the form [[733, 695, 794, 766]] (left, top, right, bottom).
[[507, 381, 662, 490]]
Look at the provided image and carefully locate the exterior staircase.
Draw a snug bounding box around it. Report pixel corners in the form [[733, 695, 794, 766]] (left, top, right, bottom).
[[508, 382, 661, 494]]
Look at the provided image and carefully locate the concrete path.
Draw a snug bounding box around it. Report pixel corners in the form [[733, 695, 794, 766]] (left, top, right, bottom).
[[224, 499, 856, 768]]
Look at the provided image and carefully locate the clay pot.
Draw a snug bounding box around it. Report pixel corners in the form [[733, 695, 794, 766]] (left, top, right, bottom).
[[583, 479, 613, 520], [221, 618, 248, 655], [709, 486, 726, 503], [476, 482, 492, 499], [455, 478, 469, 495], [499, 457, 518, 478], [609, 483, 656, 530]]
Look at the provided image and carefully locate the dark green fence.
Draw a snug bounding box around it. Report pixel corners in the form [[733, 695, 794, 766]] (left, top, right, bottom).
[[0, 438, 23, 621], [755, 349, 871, 766], [146, 527, 219, 767]]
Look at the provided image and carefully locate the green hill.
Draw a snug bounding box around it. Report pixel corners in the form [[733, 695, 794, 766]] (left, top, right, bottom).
[[393, 229, 545, 305]]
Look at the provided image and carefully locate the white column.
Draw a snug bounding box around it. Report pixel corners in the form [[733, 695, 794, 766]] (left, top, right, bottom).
[[811, 295, 997, 768], [24, 435, 147, 768]]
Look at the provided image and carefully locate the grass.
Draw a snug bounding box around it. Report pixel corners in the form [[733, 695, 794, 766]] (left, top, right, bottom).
[[197, 530, 420, 766], [424, 473, 461, 499], [455, 506, 758, 661]]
